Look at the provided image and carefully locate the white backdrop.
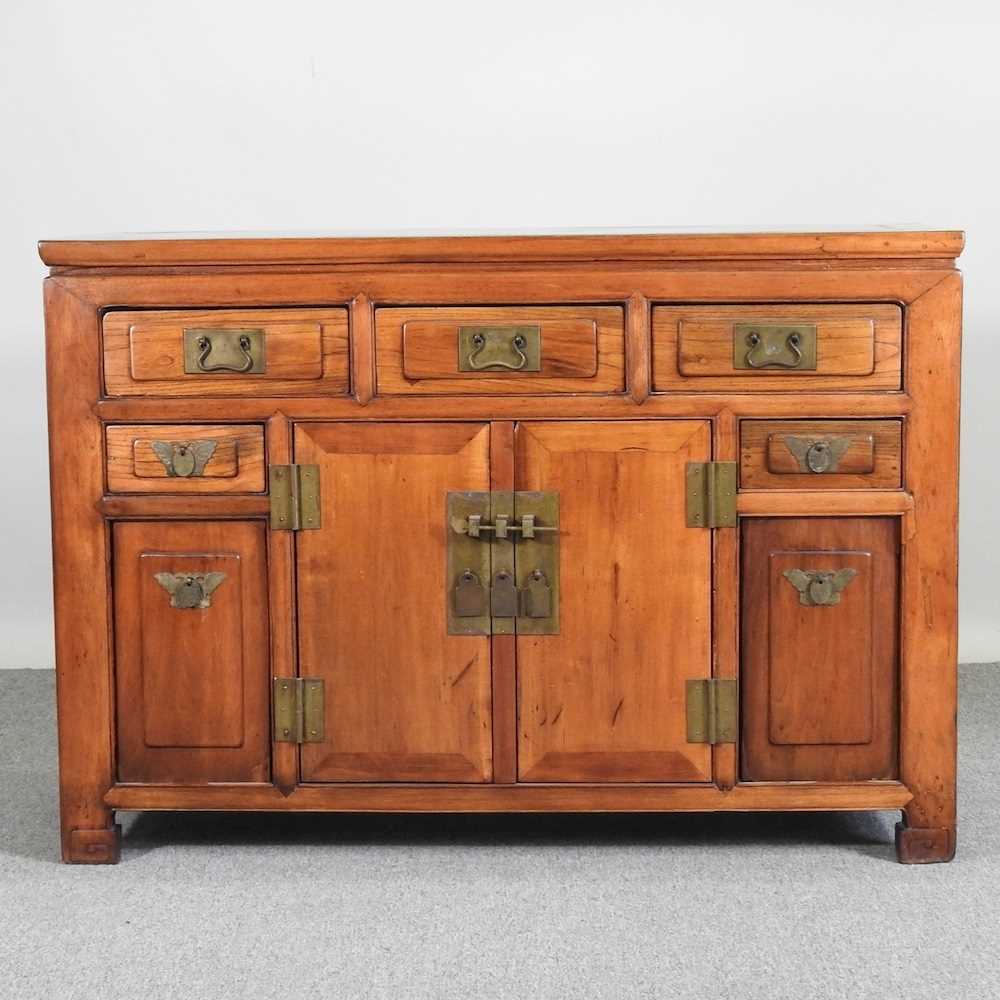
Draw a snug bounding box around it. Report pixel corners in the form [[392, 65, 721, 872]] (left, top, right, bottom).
[[2, 0, 996, 665]]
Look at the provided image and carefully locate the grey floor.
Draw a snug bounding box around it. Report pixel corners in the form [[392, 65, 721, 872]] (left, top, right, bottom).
[[1, 669, 998, 1000]]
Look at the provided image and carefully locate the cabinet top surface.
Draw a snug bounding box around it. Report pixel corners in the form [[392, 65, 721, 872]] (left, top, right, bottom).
[[38, 227, 964, 268]]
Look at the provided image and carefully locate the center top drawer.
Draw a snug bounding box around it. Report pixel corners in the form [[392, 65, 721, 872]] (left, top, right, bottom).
[[374, 306, 625, 395]]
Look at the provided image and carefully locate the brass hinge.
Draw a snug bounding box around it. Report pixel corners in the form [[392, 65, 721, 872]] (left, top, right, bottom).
[[269, 464, 321, 531], [273, 678, 325, 743], [686, 679, 737, 744], [686, 461, 737, 528]]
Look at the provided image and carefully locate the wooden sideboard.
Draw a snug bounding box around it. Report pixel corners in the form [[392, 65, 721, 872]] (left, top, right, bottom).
[[39, 229, 963, 864]]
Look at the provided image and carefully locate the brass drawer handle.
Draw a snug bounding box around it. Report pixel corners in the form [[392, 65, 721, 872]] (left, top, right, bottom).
[[783, 568, 857, 607], [733, 324, 817, 370], [153, 572, 227, 609], [457, 325, 542, 372], [470, 331, 528, 370], [183, 328, 266, 374], [746, 330, 802, 368]]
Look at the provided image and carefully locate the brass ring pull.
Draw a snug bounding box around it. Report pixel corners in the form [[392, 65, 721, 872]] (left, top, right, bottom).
[[196, 333, 255, 373], [745, 330, 803, 369], [467, 332, 529, 371]]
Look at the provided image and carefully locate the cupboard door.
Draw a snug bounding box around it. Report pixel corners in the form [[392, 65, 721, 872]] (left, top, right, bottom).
[[296, 423, 493, 782], [113, 521, 270, 783], [515, 421, 713, 782], [741, 517, 899, 782]]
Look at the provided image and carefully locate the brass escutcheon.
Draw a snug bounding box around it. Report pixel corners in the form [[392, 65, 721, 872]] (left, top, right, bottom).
[[783, 568, 858, 607], [153, 572, 227, 609]]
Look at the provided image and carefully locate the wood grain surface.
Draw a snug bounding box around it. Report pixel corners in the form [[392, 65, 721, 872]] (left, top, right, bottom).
[[515, 421, 713, 783], [295, 422, 494, 782]]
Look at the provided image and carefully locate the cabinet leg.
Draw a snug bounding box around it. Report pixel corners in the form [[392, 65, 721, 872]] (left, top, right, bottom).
[[895, 816, 956, 864], [64, 822, 122, 864]]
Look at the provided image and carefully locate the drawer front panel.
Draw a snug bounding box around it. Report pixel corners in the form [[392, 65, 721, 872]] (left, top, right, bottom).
[[741, 517, 899, 782], [103, 308, 349, 396], [740, 419, 902, 489], [652, 304, 902, 391], [113, 520, 270, 784], [375, 306, 625, 395], [106, 424, 266, 493]]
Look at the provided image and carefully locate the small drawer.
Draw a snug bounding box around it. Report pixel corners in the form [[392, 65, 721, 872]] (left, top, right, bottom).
[[652, 304, 902, 392], [106, 424, 266, 493], [103, 308, 349, 397], [374, 306, 625, 395], [740, 420, 902, 489]]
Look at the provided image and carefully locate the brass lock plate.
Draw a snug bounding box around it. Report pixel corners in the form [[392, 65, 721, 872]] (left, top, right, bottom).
[[458, 325, 542, 372], [183, 328, 266, 374], [447, 491, 559, 635], [447, 492, 493, 636], [513, 491, 559, 635], [733, 323, 817, 370]]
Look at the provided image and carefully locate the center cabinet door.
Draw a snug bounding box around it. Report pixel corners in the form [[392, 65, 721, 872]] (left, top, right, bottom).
[[516, 421, 714, 782], [295, 423, 494, 782]]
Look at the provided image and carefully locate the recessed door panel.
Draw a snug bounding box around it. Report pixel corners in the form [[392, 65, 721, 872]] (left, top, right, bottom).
[[113, 520, 270, 783], [741, 517, 899, 782], [296, 422, 494, 782], [515, 421, 714, 783]]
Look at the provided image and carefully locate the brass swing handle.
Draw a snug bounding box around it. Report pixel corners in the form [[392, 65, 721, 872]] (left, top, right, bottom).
[[183, 328, 266, 374], [197, 333, 254, 372], [457, 325, 542, 373], [745, 330, 802, 368], [452, 512, 558, 539], [733, 323, 818, 371], [468, 331, 528, 370]]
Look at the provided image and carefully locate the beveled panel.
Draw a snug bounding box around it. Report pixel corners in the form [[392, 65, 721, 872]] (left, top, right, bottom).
[[113, 520, 270, 784], [515, 420, 713, 783], [741, 517, 899, 782]]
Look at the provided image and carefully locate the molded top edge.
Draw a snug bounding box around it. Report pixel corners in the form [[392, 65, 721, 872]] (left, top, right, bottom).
[[38, 228, 965, 267]]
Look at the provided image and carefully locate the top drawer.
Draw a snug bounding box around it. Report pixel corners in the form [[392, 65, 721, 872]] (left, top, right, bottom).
[[103, 308, 350, 397], [652, 303, 902, 392], [374, 306, 625, 395]]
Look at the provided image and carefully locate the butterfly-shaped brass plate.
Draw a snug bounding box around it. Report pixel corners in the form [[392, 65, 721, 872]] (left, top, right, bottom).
[[150, 439, 219, 478], [782, 568, 858, 607], [153, 572, 227, 609]]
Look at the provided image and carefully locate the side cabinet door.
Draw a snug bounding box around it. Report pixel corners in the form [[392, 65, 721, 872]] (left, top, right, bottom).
[[113, 520, 270, 783], [741, 517, 899, 782], [296, 422, 494, 782], [515, 421, 714, 782]]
